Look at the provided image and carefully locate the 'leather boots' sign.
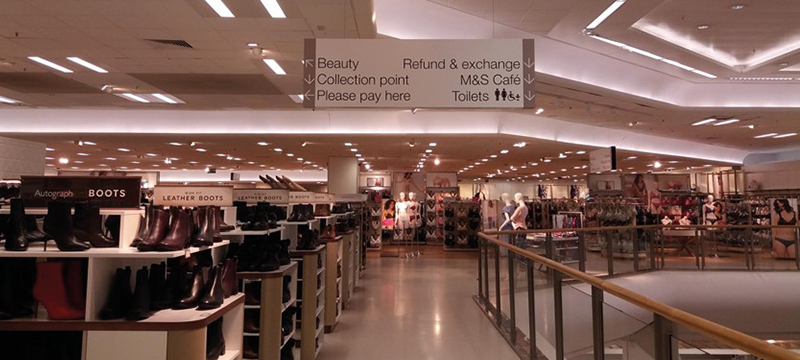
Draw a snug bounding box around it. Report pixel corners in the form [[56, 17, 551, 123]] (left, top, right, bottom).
[[21, 176, 142, 208]]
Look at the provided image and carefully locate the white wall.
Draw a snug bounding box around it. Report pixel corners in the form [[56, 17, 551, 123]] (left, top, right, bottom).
[[0, 136, 45, 179]]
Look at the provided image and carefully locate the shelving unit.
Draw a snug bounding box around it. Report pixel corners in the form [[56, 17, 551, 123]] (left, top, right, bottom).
[[364, 201, 382, 251], [289, 245, 326, 360], [443, 200, 480, 252], [321, 236, 343, 333], [238, 262, 298, 360]]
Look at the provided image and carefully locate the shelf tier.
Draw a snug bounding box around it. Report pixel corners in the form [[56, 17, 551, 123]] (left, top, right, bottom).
[[237, 262, 298, 280], [221, 227, 283, 236], [0, 240, 230, 259], [278, 219, 319, 226], [289, 244, 326, 256], [0, 293, 243, 331]]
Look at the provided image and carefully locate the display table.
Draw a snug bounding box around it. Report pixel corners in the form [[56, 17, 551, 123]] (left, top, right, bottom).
[[238, 262, 298, 360], [290, 245, 327, 360]]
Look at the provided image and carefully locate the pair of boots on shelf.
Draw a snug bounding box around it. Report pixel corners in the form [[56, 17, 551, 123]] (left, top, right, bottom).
[[313, 204, 331, 217], [206, 318, 226, 360], [296, 228, 319, 250], [236, 233, 291, 272], [287, 204, 314, 222], [243, 276, 293, 332], [134, 205, 231, 252], [3, 199, 117, 252], [259, 174, 307, 191], [99, 257, 238, 320], [0, 258, 37, 320], [331, 203, 351, 214], [320, 224, 337, 240], [233, 201, 279, 230]]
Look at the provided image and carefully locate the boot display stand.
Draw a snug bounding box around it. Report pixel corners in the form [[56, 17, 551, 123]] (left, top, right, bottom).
[[320, 236, 343, 333], [239, 262, 298, 360], [339, 229, 356, 308], [289, 245, 326, 360], [0, 240, 244, 360]]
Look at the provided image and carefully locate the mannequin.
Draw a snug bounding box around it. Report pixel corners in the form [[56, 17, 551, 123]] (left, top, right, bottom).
[[395, 192, 410, 230], [408, 192, 420, 227], [703, 195, 717, 225], [510, 193, 528, 231], [498, 193, 515, 231]]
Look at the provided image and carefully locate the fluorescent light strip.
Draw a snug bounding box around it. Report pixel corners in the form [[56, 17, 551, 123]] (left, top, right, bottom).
[[729, 77, 794, 81], [586, 0, 626, 30], [774, 133, 797, 138], [152, 93, 177, 104], [66, 57, 108, 73], [205, 0, 234, 17], [289, 95, 304, 103], [263, 59, 286, 75], [28, 56, 73, 73], [713, 119, 739, 126], [121, 93, 150, 103], [691, 118, 716, 126], [259, 0, 286, 18], [754, 133, 778, 139], [0, 96, 18, 104], [588, 35, 716, 79]]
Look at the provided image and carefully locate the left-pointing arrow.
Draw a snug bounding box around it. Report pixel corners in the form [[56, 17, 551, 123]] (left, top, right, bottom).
[[304, 90, 315, 99]]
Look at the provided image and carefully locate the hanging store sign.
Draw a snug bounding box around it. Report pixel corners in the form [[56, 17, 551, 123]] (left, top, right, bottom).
[[20, 176, 141, 208], [233, 189, 289, 204], [590, 147, 617, 173], [335, 194, 367, 202], [153, 185, 233, 207], [303, 39, 535, 109]]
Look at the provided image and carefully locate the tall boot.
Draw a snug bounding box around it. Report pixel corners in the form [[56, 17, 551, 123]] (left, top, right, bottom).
[[214, 206, 234, 232], [278, 239, 290, 265], [233, 201, 249, 223], [32, 261, 85, 320], [4, 198, 29, 251], [103, 213, 121, 242], [137, 207, 170, 251], [99, 268, 125, 320], [282, 276, 291, 303], [193, 207, 214, 247], [131, 205, 154, 248], [175, 266, 204, 309], [170, 263, 188, 308], [126, 266, 151, 320], [243, 308, 259, 333], [0, 258, 35, 318], [206, 318, 226, 360], [75, 202, 117, 248], [211, 207, 223, 243], [63, 260, 86, 312], [43, 201, 90, 251], [149, 262, 170, 310], [157, 208, 191, 251], [198, 265, 223, 310], [221, 258, 238, 298], [258, 240, 280, 272], [25, 215, 49, 243]]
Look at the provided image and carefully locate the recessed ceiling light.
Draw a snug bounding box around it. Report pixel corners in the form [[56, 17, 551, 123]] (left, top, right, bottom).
[[434, 158, 441, 165], [653, 161, 662, 168], [351, 148, 358, 152], [118, 148, 130, 152], [73, 160, 84, 164], [697, 24, 710, 30], [543, 159, 552, 162], [286, 153, 294, 157], [247, 161, 255, 164], [627, 156, 637, 160], [429, 142, 437, 147], [297, 157, 304, 161], [247, 43, 259, 47], [774, 133, 797, 138], [535, 108, 544, 115], [66, 57, 108, 73], [274, 148, 283, 152], [425, 149, 433, 153], [358, 157, 365, 161], [205, 0, 235, 17], [730, 4, 746, 10], [77, 152, 89, 156], [169, 142, 182, 146], [754, 133, 778, 138], [474, 162, 481, 165], [514, 142, 526, 148], [531, 162, 538, 166], [195, 148, 207, 152], [714, 119, 739, 126], [355, 154, 362, 157], [585, 0, 626, 30], [146, 153, 158, 157], [747, 124, 755, 129], [120, 93, 149, 103], [105, 157, 116, 161], [0, 95, 19, 104], [576, 150, 586, 154], [58, 157, 69, 164], [83, 141, 96, 146], [668, 161, 679, 164], [263, 59, 286, 75], [28, 56, 73, 73], [692, 118, 716, 126], [481, 159, 488, 162], [490, 154, 497, 158], [131, 161, 140, 164], [45, 156, 54, 160], [152, 93, 178, 104], [767, 339, 777, 344], [259, 0, 286, 18], [500, 149, 509, 154], [257, 142, 269, 146]]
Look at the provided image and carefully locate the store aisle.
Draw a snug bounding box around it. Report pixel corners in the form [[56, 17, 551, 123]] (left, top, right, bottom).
[[318, 257, 519, 360]]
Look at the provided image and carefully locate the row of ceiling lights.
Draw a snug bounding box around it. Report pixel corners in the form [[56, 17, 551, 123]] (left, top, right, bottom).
[[345, 142, 372, 171], [691, 117, 796, 139], [205, 0, 286, 18]]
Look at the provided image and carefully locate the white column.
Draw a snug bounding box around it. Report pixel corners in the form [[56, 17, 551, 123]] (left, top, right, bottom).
[[327, 157, 358, 194]]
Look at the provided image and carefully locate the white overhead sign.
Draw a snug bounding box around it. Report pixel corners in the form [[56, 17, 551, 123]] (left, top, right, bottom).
[[303, 39, 535, 109], [590, 147, 617, 174]]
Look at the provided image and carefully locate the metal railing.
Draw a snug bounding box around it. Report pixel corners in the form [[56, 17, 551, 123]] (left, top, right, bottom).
[[475, 224, 800, 360]]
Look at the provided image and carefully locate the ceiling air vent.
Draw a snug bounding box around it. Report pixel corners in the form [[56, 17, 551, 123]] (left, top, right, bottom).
[[145, 39, 194, 49]]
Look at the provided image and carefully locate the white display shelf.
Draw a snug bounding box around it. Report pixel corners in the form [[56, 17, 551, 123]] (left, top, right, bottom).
[[0, 240, 229, 259], [314, 215, 334, 219], [316, 304, 324, 318], [219, 350, 241, 360], [221, 226, 282, 236], [281, 329, 295, 348], [0, 208, 143, 216], [278, 219, 319, 225], [282, 297, 297, 312]]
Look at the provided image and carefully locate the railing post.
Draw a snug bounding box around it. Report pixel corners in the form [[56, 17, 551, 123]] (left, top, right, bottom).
[[478, 237, 483, 299], [653, 314, 674, 360], [508, 249, 517, 343], [649, 229, 656, 270], [747, 226, 754, 270], [554, 271, 564, 360], [606, 230, 614, 276], [700, 229, 706, 270], [591, 286, 605, 360], [546, 232, 554, 279], [633, 228, 640, 272], [694, 229, 701, 269], [578, 230, 586, 272], [484, 238, 490, 300], [527, 258, 537, 360], [795, 227, 800, 271], [495, 243, 502, 326]]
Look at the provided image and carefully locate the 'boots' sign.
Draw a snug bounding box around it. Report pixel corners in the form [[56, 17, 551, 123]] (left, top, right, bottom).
[[20, 176, 141, 208]]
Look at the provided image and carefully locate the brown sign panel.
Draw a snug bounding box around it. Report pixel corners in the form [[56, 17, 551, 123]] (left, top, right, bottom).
[[20, 176, 141, 208]]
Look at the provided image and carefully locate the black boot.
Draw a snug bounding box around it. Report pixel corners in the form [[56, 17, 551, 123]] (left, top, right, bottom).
[[99, 268, 125, 320], [175, 266, 204, 309], [206, 318, 226, 360], [278, 239, 291, 265], [193, 207, 214, 247], [43, 201, 90, 251], [74, 202, 117, 248], [4, 198, 28, 251], [24, 215, 49, 243], [126, 266, 151, 320], [149, 262, 169, 310], [131, 205, 155, 248], [281, 305, 296, 336], [198, 265, 224, 310], [258, 239, 280, 272], [170, 263, 188, 308]]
